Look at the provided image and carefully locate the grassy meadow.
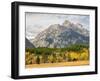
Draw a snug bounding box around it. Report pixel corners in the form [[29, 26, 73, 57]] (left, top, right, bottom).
[[25, 44, 89, 68]]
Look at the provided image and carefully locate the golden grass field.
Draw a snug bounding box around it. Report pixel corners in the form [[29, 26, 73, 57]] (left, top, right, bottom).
[[25, 60, 89, 68]]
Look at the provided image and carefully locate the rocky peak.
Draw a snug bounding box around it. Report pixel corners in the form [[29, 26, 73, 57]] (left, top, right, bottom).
[[49, 24, 60, 29], [76, 23, 83, 28], [62, 20, 72, 27]]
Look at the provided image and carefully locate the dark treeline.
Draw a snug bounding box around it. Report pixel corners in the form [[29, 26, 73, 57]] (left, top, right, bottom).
[[26, 44, 89, 54]]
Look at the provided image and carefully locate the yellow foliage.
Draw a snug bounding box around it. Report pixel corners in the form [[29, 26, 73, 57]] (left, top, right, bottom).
[[68, 52, 80, 61], [25, 48, 89, 65], [80, 48, 89, 60]]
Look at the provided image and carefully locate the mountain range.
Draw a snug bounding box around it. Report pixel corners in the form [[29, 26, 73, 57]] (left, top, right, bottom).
[[26, 20, 89, 48]]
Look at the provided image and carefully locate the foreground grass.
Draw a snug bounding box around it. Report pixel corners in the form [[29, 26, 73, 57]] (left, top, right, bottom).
[[25, 60, 89, 68]]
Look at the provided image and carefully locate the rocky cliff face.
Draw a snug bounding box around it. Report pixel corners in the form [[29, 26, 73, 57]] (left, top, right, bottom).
[[32, 20, 89, 48]]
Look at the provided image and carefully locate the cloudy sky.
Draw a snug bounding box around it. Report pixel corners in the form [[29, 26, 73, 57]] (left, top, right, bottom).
[[25, 12, 89, 39]]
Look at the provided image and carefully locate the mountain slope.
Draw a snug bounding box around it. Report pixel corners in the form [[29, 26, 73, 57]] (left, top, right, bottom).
[[32, 20, 89, 48], [25, 38, 35, 48]]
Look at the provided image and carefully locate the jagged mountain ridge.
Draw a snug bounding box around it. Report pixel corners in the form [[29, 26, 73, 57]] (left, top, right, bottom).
[[32, 20, 89, 48]]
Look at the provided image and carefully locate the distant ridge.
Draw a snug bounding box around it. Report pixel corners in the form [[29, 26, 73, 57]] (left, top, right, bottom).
[[25, 38, 35, 48]]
